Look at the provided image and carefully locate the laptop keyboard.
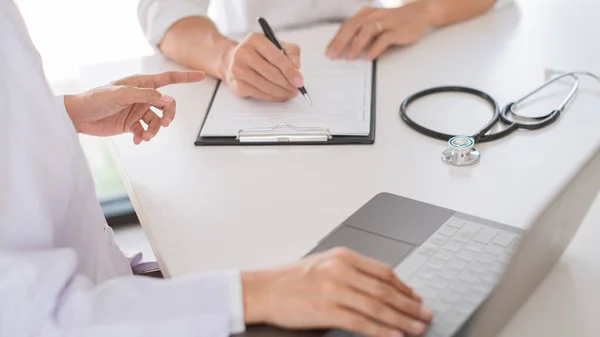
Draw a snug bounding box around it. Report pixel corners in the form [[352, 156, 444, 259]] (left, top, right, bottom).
[[393, 217, 521, 337]]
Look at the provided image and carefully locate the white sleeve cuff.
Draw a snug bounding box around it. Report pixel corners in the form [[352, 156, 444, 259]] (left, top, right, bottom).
[[225, 270, 246, 334], [137, 0, 209, 48]]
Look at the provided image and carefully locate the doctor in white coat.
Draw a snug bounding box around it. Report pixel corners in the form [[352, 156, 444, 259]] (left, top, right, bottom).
[[0, 1, 433, 336], [138, 0, 500, 102]]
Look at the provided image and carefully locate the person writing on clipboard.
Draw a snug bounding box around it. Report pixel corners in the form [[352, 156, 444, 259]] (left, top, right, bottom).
[[138, 0, 501, 102], [3, 1, 431, 337]]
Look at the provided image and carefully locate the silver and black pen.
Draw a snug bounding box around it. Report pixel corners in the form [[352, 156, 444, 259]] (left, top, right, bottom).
[[257, 17, 312, 105]]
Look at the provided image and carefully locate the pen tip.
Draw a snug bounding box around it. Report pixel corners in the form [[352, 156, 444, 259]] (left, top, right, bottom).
[[303, 93, 312, 106]]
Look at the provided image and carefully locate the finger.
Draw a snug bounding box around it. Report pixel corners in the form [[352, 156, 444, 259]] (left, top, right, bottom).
[[341, 249, 415, 298], [250, 34, 304, 89], [412, 291, 423, 302], [141, 110, 161, 141], [281, 42, 301, 68], [160, 96, 176, 127], [366, 31, 396, 61], [145, 70, 205, 88], [114, 71, 205, 88], [343, 268, 431, 322], [326, 16, 370, 59], [236, 80, 288, 102], [130, 121, 145, 145], [116, 86, 174, 108], [328, 306, 403, 337], [335, 287, 428, 336], [243, 48, 298, 94], [346, 21, 382, 60], [238, 67, 298, 99]]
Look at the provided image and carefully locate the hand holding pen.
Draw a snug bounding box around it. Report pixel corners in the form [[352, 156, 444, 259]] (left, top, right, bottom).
[[258, 17, 312, 105], [219, 19, 308, 103]]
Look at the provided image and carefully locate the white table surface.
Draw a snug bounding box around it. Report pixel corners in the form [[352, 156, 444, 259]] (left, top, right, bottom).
[[82, 0, 600, 336]]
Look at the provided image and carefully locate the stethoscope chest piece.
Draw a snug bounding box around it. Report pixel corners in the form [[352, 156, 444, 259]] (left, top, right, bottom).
[[442, 136, 480, 167]]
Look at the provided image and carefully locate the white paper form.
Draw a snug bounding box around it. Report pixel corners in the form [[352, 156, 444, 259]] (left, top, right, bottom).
[[199, 24, 373, 138]]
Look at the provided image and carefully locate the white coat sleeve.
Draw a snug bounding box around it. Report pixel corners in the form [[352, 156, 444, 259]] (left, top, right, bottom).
[[137, 0, 211, 47], [0, 247, 244, 337]]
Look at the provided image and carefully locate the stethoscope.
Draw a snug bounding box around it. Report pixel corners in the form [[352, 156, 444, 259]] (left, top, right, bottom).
[[399, 71, 600, 167]]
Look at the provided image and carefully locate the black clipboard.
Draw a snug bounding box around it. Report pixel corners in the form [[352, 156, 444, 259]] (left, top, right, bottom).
[[194, 61, 376, 146]]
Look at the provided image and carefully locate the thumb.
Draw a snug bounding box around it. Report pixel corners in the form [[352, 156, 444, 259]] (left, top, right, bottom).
[[117, 86, 173, 107], [281, 42, 301, 69]]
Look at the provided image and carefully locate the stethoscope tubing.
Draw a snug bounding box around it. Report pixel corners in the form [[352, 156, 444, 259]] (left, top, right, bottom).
[[399, 86, 567, 144], [399, 72, 598, 146]]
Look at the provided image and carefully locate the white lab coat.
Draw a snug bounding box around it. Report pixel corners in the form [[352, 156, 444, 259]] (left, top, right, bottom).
[[138, 0, 379, 46], [0, 1, 244, 336], [137, 0, 512, 47]]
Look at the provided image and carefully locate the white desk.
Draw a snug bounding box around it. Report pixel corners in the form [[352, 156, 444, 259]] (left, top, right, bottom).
[[83, 0, 600, 336]]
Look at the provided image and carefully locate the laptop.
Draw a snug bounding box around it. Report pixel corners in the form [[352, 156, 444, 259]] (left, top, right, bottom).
[[238, 144, 600, 337]]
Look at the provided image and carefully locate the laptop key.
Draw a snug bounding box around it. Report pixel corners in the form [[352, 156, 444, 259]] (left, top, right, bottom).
[[463, 289, 483, 304], [497, 253, 512, 265], [419, 242, 441, 257], [464, 241, 485, 252], [429, 234, 449, 246], [438, 267, 460, 280], [490, 261, 506, 274], [426, 257, 445, 270], [507, 238, 521, 254], [468, 261, 487, 273], [453, 223, 481, 243], [492, 231, 517, 247], [419, 286, 440, 300], [429, 275, 450, 290], [458, 270, 478, 283], [443, 240, 463, 252], [430, 298, 452, 313], [393, 253, 429, 281], [447, 259, 469, 271], [440, 289, 462, 303], [473, 227, 498, 244], [434, 248, 455, 261], [437, 225, 459, 237], [442, 309, 465, 325], [445, 218, 467, 228], [451, 281, 470, 293], [456, 250, 476, 261], [407, 275, 428, 289], [457, 300, 477, 314], [484, 244, 504, 255], [482, 271, 500, 284], [418, 265, 437, 279], [477, 252, 496, 264]]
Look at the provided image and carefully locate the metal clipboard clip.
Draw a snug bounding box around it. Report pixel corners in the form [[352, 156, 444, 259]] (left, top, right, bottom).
[[237, 124, 333, 143]]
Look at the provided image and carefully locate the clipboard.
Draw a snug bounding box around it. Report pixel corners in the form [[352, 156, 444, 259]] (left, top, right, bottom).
[[194, 61, 376, 146]]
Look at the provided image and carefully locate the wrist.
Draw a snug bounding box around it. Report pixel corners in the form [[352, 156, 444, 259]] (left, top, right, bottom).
[[214, 37, 237, 80], [63, 95, 82, 133], [241, 269, 275, 325], [418, 0, 445, 29]]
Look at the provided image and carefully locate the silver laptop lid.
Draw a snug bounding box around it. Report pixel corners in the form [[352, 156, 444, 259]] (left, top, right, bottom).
[[459, 145, 600, 336]]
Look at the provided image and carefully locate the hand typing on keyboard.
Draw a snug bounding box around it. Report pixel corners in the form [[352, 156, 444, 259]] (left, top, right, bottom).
[[242, 247, 433, 337]]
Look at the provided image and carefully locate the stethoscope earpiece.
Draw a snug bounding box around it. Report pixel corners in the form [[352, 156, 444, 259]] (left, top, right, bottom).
[[442, 136, 480, 167]]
